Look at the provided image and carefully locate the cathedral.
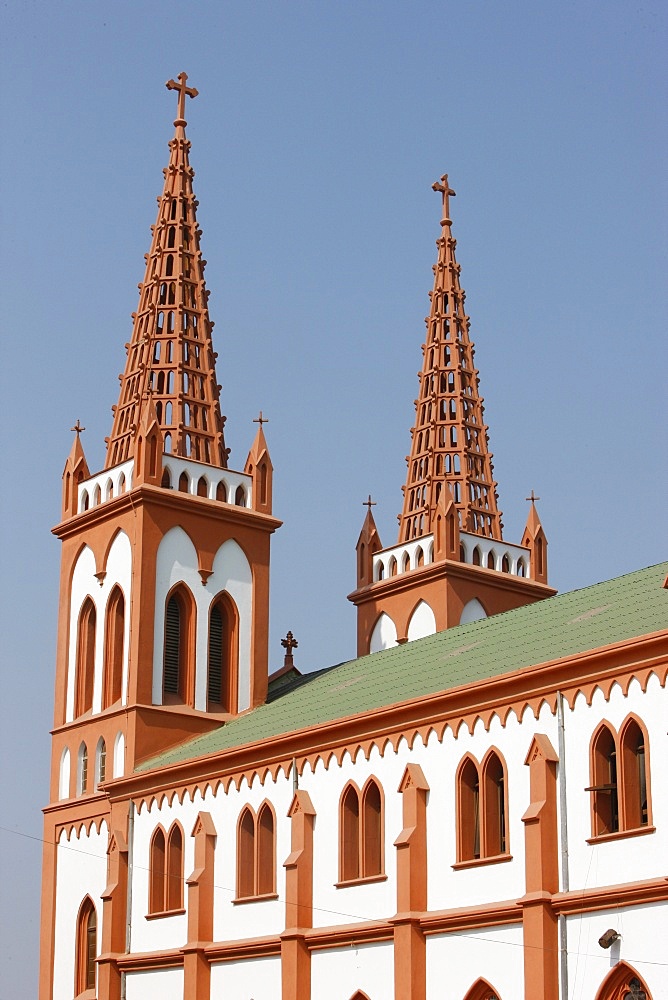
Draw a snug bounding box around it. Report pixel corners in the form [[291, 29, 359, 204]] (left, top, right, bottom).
[[39, 75, 667, 1000]]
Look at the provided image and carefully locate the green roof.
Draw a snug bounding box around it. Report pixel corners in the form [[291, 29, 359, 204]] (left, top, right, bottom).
[[142, 563, 667, 771]]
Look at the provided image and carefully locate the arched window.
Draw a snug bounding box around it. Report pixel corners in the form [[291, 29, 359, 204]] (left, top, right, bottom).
[[589, 724, 619, 835], [149, 823, 183, 914], [457, 756, 480, 861], [594, 961, 652, 1000], [75, 896, 97, 994], [95, 738, 107, 791], [216, 480, 227, 502], [236, 803, 276, 899], [472, 546, 481, 566], [620, 717, 650, 829], [339, 779, 384, 883], [59, 747, 71, 800], [463, 978, 502, 1000], [103, 586, 124, 708], [234, 484, 246, 506], [178, 471, 189, 493], [163, 586, 196, 706], [77, 742, 89, 796], [197, 475, 208, 497], [207, 593, 238, 713], [482, 750, 507, 856], [75, 598, 96, 717]]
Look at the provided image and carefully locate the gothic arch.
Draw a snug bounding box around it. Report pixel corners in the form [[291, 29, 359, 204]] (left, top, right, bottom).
[[369, 612, 397, 653], [463, 977, 502, 1000], [594, 961, 652, 1000], [207, 590, 239, 713]]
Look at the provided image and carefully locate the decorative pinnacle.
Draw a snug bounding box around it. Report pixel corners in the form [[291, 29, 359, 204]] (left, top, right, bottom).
[[432, 173, 456, 223], [71, 419, 85, 436], [363, 494, 377, 512], [166, 72, 198, 126], [281, 631, 299, 669]]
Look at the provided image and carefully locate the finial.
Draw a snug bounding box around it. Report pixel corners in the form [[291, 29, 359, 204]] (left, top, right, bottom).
[[71, 419, 85, 436], [432, 173, 456, 224], [281, 631, 299, 668], [253, 411, 269, 427], [166, 72, 198, 127], [525, 490, 541, 504], [363, 494, 377, 512]]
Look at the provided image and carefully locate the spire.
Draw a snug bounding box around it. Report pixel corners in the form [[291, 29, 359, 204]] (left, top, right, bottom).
[[397, 175, 502, 543], [105, 73, 228, 470], [62, 421, 90, 519]]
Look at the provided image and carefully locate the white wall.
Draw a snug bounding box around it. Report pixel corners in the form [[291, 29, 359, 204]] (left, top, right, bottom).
[[311, 941, 394, 1000], [124, 968, 184, 1000], [210, 955, 281, 999]]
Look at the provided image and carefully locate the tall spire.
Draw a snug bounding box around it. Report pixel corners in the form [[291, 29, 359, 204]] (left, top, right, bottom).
[[397, 175, 502, 542], [105, 73, 228, 470]]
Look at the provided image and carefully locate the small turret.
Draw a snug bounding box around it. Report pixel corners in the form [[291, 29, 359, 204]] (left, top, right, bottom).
[[521, 494, 549, 585], [61, 421, 90, 519], [244, 413, 273, 515]]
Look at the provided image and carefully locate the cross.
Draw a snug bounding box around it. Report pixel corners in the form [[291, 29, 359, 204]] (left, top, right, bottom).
[[281, 631, 298, 668], [432, 173, 456, 221], [71, 419, 85, 436], [526, 490, 541, 503], [363, 494, 376, 511], [253, 411, 268, 427], [166, 72, 198, 125]]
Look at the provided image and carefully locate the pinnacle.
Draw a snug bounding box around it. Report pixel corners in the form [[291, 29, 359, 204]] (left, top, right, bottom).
[[105, 78, 228, 470], [397, 177, 503, 544]]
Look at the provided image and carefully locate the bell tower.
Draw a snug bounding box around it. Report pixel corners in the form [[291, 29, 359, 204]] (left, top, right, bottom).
[[47, 73, 281, 807], [349, 176, 554, 655]]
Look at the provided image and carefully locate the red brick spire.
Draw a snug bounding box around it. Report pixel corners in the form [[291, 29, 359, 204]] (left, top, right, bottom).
[[105, 73, 228, 470], [397, 175, 502, 542]]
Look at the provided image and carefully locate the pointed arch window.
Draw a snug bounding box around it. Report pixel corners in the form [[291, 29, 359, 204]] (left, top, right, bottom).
[[463, 979, 502, 1000], [594, 961, 652, 1000], [77, 742, 89, 796], [94, 738, 106, 791], [75, 598, 96, 717], [149, 823, 184, 914], [207, 592, 238, 713], [103, 586, 124, 709], [588, 719, 652, 838], [75, 896, 97, 995], [338, 779, 384, 884], [235, 803, 276, 900], [456, 751, 509, 864], [162, 585, 196, 707]]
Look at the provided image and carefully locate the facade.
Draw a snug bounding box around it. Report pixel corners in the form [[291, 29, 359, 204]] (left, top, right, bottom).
[[39, 77, 668, 1000]]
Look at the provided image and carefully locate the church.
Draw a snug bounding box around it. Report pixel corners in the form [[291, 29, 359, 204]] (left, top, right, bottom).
[[39, 75, 667, 1000]]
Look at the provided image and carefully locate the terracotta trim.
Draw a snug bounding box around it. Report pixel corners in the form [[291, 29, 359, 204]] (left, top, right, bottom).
[[116, 947, 184, 971], [204, 935, 281, 961], [145, 907, 186, 920], [105, 635, 667, 805], [420, 899, 521, 934], [334, 874, 388, 889], [306, 919, 393, 950], [586, 825, 655, 846], [451, 853, 512, 871], [231, 892, 279, 905], [554, 876, 668, 915]]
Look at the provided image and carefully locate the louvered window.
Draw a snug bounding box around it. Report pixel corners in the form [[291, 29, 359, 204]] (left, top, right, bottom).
[[208, 605, 223, 705], [163, 596, 181, 696]]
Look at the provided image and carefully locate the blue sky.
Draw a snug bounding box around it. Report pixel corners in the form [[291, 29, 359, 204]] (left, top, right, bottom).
[[1, 2, 665, 994]]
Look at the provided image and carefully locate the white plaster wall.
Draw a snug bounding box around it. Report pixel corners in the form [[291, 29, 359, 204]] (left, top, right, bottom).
[[130, 791, 199, 954], [124, 968, 184, 1000], [311, 941, 394, 1000], [113, 730, 125, 778], [370, 613, 397, 653], [210, 955, 281, 999], [211, 770, 292, 942], [407, 600, 436, 641], [426, 924, 524, 999], [52, 822, 108, 1000], [152, 528, 253, 712], [65, 532, 132, 722], [566, 902, 667, 1000], [59, 747, 71, 800], [308, 742, 403, 929], [563, 673, 668, 891], [459, 597, 487, 624]]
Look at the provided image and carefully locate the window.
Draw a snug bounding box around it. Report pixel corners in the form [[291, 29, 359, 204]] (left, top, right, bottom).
[[456, 751, 508, 863], [588, 719, 652, 838], [339, 779, 384, 883], [75, 896, 97, 995], [78, 742, 89, 796], [236, 803, 276, 900], [463, 980, 502, 1000], [75, 598, 96, 717], [149, 823, 184, 914], [207, 593, 238, 713], [162, 585, 195, 706], [103, 587, 124, 708], [595, 961, 651, 999], [95, 739, 106, 790]]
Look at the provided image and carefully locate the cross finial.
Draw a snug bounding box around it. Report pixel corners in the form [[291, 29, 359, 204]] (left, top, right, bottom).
[[254, 411, 268, 427], [166, 72, 198, 126], [526, 490, 541, 503], [432, 173, 456, 222], [363, 494, 376, 512], [71, 419, 85, 436], [281, 631, 299, 668]]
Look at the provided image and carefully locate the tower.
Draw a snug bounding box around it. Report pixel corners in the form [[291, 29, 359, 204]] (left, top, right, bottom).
[[349, 176, 554, 655], [42, 77, 281, 981]]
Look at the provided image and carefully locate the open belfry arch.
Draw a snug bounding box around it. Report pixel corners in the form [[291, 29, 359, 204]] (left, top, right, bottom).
[[349, 176, 555, 655]]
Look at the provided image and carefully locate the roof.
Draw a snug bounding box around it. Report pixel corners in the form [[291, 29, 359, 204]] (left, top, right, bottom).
[[142, 562, 668, 771]]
